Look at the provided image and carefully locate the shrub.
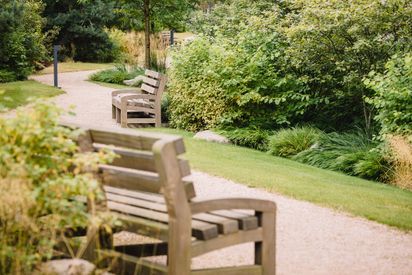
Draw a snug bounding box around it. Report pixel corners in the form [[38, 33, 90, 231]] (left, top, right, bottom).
[[218, 127, 271, 151], [90, 64, 144, 85], [365, 52, 412, 137], [268, 126, 323, 157], [293, 131, 388, 181], [0, 102, 114, 274]]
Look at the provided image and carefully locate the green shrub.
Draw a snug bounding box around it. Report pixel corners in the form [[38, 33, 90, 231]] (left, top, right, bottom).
[[0, 102, 114, 274], [293, 131, 388, 181], [365, 52, 412, 137], [0, 0, 47, 81], [218, 127, 271, 151], [90, 64, 144, 85], [268, 126, 323, 157]]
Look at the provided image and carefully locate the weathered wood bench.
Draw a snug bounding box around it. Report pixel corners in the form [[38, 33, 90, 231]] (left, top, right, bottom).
[[75, 126, 276, 274], [111, 69, 166, 128]]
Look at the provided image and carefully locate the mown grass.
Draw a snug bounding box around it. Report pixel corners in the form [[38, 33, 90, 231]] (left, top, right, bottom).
[[0, 80, 64, 110], [36, 62, 114, 75], [144, 128, 412, 231]]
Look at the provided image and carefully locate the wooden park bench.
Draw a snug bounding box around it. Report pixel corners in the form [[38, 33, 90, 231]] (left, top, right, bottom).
[[111, 70, 166, 128], [74, 125, 277, 274]]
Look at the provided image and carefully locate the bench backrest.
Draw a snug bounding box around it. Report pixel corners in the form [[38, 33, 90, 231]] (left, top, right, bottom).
[[141, 69, 167, 101], [74, 126, 194, 217]]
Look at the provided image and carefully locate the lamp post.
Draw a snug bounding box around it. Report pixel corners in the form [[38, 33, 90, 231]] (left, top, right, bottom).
[[53, 45, 60, 88]]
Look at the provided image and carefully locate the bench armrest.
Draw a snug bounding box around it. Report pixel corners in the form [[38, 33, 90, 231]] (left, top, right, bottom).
[[118, 93, 157, 102], [112, 88, 142, 97], [190, 198, 276, 214]]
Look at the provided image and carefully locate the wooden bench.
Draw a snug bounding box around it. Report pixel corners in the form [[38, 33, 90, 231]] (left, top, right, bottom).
[[75, 126, 276, 274], [111, 69, 166, 128]]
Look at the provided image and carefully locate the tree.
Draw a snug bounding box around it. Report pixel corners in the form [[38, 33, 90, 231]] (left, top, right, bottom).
[[118, 0, 198, 68], [43, 0, 118, 62], [0, 0, 47, 82]]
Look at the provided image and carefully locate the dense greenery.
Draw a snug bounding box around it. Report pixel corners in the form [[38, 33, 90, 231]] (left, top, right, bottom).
[[0, 80, 63, 111], [0, 0, 47, 82], [365, 53, 412, 137], [218, 127, 271, 151], [169, 0, 412, 133], [0, 103, 114, 274], [144, 127, 412, 231]]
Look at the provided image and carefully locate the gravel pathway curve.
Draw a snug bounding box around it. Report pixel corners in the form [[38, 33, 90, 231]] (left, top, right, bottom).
[[27, 71, 412, 274]]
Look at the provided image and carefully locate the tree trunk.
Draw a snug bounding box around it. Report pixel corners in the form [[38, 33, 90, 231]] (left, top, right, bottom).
[[144, 0, 150, 69]]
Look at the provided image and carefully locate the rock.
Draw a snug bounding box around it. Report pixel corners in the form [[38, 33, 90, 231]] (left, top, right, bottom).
[[123, 75, 144, 86], [194, 130, 231, 144], [39, 259, 96, 275]]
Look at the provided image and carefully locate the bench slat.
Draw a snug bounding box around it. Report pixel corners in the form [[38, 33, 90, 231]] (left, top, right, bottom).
[[210, 210, 258, 230], [141, 84, 157, 94], [108, 201, 218, 240], [142, 76, 160, 87], [145, 70, 161, 79], [107, 192, 239, 235]]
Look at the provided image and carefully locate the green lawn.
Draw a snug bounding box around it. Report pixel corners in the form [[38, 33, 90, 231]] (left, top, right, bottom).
[[0, 80, 64, 110], [36, 62, 114, 75], [144, 128, 412, 231]]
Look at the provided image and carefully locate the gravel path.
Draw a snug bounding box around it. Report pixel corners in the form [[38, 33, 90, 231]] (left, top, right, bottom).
[[27, 71, 412, 274]]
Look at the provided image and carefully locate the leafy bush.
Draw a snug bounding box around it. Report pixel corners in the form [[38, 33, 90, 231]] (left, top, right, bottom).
[[0, 0, 47, 81], [293, 131, 388, 181], [169, 6, 307, 131], [90, 64, 144, 85], [218, 127, 271, 151], [268, 126, 323, 157], [282, 0, 412, 131], [0, 102, 114, 274], [365, 53, 412, 137]]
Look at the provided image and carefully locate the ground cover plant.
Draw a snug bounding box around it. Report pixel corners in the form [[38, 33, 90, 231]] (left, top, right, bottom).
[[0, 80, 63, 111], [89, 64, 144, 85], [0, 103, 114, 274], [144, 127, 412, 231]]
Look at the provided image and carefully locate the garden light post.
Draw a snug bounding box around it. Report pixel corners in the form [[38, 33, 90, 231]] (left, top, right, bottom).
[[170, 29, 175, 46], [53, 45, 60, 88]]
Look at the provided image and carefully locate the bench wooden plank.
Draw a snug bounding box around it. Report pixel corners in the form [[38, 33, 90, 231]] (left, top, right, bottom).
[[107, 193, 239, 235], [108, 201, 218, 240], [145, 70, 162, 79], [141, 84, 157, 94], [142, 76, 159, 87], [210, 210, 258, 230]]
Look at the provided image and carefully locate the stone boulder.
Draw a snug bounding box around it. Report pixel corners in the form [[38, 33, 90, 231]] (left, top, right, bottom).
[[39, 259, 95, 275], [194, 130, 231, 144]]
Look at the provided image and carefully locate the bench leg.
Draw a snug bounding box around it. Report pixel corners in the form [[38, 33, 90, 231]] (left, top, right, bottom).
[[116, 108, 121, 124], [120, 109, 128, 128], [112, 105, 116, 119], [255, 212, 276, 275]]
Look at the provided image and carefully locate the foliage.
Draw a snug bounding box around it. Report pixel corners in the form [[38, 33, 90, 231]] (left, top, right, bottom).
[[365, 53, 412, 137], [0, 103, 114, 274], [0, 80, 63, 111], [43, 0, 119, 62], [169, 5, 308, 131], [268, 126, 323, 157], [218, 127, 271, 151], [293, 131, 388, 181], [0, 0, 48, 81], [282, 0, 412, 131], [89, 64, 144, 85]]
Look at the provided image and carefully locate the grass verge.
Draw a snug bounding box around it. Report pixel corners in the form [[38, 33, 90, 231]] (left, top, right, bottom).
[[0, 80, 64, 110], [144, 128, 412, 231], [36, 62, 114, 75]]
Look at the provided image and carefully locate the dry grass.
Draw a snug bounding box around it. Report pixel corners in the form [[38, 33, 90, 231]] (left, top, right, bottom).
[[108, 29, 168, 70], [388, 135, 412, 191]]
